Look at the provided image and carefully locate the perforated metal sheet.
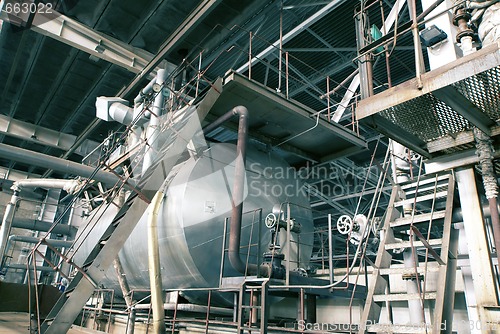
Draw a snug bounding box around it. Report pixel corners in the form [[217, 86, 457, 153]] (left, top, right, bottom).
[[453, 67, 500, 122], [380, 92, 471, 142]]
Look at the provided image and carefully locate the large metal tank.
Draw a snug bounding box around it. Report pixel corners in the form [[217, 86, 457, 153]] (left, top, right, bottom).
[[74, 142, 313, 305]]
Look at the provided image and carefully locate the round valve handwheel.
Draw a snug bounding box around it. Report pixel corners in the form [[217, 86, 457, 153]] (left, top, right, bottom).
[[265, 213, 277, 229], [337, 215, 353, 235]]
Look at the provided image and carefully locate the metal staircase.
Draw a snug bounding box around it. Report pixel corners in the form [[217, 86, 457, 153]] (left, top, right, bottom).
[[237, 278, 270, 334], [360, 172, 458, 334]]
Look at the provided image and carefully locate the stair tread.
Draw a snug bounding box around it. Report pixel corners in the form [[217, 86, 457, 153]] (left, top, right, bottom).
[[373, 292, 437, 302], [391, 210, 446, 228], [395, 191, 448, 207], [385, 238, 442, 250], [378, 266, 441, 276], [400, 174, 450, 190]]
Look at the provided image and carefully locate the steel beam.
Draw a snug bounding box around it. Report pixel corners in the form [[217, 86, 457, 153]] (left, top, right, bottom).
[[356, 41, 500, 119], [333, 0, 406, 121], [120, 0, 222, 98], [455, 167, 499, 326], [236, 0, 350, 74], [0, 10, 170, 77]]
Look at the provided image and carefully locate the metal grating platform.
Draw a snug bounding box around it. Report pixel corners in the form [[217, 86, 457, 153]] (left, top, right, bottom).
[[356, 41, 500, 156]]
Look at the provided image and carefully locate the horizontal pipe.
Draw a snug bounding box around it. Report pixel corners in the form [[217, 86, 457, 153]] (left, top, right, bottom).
[[11, 219, 76, 236], [133, 303, 233, 315], [5, 264, 55, 272], [8, 235, 73, 248], [0, 143, 129, 186], [13, 179, 83, 194]]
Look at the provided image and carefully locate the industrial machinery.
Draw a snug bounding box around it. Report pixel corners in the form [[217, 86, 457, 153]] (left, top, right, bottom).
[[73, 141, 314, 306]]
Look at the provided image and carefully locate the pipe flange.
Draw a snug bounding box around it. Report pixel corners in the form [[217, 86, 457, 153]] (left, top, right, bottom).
[[456, 29, 477, 43], [453, 9, 471, 26]]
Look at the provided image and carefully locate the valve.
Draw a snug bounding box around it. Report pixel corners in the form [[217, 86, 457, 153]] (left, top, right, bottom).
[[265, 213, 277, 229], [337, 215, 353, 235]]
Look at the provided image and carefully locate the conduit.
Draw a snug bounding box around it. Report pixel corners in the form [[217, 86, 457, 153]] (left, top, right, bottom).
[[147, 191, 166, 333]]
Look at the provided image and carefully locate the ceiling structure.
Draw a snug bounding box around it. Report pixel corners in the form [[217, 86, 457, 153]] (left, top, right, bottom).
[[0, 0, 430, 257]]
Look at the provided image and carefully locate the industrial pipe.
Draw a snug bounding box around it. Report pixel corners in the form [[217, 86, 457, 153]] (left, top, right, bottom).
[[0, 179, 82, 268], [0, 143, 129, 186], [147, 191, 166, 333], [203, 106, 252, 275], [0, 189, 19, 267], [202, 106, 272, 277], [473, 128, 500, 260], [4, 235, 73, 257], [142, 69, 167, 176], [11, 218, 76, 236]]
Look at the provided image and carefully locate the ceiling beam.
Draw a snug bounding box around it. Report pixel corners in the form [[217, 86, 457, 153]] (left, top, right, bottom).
[[236, 0, 350, 74], [0, 10, 171, 77]]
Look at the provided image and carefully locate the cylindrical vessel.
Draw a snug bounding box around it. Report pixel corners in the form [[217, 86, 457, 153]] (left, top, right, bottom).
[[74, 143, 313, 305]]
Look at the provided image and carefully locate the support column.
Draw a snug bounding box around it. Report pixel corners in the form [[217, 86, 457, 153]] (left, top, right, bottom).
[[456, 167, 498, 327]]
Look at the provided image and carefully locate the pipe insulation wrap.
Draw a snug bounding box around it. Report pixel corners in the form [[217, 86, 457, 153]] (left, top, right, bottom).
[[12, 179, 83, 195], [474, 128, 498, 199], [478, 3, 500, 45]]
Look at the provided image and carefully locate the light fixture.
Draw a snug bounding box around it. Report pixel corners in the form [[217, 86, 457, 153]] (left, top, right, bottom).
[[420, 25, 448, 48]]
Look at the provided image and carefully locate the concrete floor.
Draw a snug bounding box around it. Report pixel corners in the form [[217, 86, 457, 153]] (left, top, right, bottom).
[[0, 313, 103, 334]]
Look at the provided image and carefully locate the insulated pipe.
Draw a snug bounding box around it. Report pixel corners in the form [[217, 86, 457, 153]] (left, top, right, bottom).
[[0, 179, 82, 266], [11, 219, 76, 236], [142, 69, 166, 176], [147, 191, 166, 333], [6, 235, 73, 250], [473, 128, 500, 259], [0, 190, 19, 267], [0, 143, 128, 186]]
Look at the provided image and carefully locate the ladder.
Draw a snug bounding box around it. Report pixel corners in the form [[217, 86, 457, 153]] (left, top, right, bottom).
[[237, 279, 270, 334], [360, 172, 458, 334]]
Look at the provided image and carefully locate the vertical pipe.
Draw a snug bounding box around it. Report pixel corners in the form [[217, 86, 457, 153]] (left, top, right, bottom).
[[286, 203, 291, 285], [403, 249, 425, 324], [248, 32, 252, 80], [126, 308, 136, 334], [328, 214, 333, 284], [355, 10, 374, 99], [142, 69, 166, 176], [473, 128, 500, 265], [326, 77, 331, 121], [277, 0, 283, 93], [0, 190, 19, 266], [147, 191, 166, 333], [408, 0, 425, 88]]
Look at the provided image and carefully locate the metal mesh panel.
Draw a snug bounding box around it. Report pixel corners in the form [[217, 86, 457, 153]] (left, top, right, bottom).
[[453, 67, 500, 121], [380, 93, 471, 142]]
